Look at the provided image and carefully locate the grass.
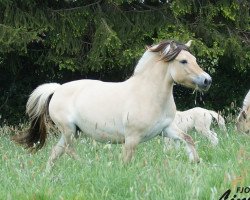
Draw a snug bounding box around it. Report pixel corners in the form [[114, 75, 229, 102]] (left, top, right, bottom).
[[0, 124, 249, 200]]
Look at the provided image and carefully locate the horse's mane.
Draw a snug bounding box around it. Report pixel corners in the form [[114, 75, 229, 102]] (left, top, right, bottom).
[[243, 90, 250, 110], [133, 40, 189, 75], [149, 40, 189, 62]]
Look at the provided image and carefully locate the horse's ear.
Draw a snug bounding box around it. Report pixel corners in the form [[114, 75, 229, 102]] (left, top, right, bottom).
[[185, 40, 192, 47]]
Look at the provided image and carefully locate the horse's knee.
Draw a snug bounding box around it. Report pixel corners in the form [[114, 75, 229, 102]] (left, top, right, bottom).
[[122, 136, 140, 163], [65, 146, 80, 160], [182, 133, 195, 146], [62, 128, 77, 145]]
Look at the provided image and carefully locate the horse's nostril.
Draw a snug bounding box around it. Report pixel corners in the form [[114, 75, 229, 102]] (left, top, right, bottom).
[[204, 78, 212, 86]]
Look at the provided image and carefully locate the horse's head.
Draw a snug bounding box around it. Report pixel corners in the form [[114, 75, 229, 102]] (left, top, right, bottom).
[[236, 107, 250, 134], [149, 40, 212, 91]]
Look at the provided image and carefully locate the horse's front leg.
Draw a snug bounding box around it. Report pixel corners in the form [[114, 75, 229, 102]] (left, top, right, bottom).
[[122, 136, 141, 163], [163, 123, 200, 163]]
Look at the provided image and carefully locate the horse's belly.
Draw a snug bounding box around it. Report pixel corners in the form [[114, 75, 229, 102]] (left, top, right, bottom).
[[76, 118, 125, 143]]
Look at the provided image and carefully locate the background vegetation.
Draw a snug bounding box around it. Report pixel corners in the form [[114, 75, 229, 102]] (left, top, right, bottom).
[[0, 124, 249, 200], [0, 0, 249, 123], [0, 1, 249, 199]]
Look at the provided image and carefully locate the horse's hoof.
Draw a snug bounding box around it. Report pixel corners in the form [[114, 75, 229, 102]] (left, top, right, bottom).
[[191, 157, 201, 164]]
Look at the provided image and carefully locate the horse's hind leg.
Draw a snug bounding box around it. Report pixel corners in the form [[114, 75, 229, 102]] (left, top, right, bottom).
[[63, 132, 80, 160], [195, 126, 218, 146], [46, 124, 79, 172], [122, 136, 140, 163], [46, 136, 65, 172], [163, 124, 200, 162]]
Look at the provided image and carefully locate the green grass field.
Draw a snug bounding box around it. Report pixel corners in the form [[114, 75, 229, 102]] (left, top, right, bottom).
[[0, 124, 249, 200]]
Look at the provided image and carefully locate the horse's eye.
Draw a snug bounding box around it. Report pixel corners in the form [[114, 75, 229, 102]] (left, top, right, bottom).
[[180, 60, 187, 64]]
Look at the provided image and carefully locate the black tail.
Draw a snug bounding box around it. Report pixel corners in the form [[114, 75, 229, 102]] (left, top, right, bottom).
[[12, 113, 48, 152]]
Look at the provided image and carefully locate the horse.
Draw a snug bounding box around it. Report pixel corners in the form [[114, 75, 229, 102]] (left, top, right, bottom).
[[13, 40, 212, 171], [236, 90, 250, 134], [164, 107, 226, 147]]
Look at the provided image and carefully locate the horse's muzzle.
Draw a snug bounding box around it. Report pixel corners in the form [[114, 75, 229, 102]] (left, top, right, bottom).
[[194, 73, 212, 91]]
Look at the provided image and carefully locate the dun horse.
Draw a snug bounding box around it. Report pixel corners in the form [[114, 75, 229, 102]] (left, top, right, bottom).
[[236, 90, 250, 134], [13, 40, 212, 171], [164, 107, 226, 147]]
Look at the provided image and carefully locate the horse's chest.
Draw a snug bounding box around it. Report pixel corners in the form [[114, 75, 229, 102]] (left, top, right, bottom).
[[141, 117, 173, 142]]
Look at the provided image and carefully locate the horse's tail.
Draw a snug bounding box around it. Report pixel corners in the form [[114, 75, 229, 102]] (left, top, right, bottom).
[[209, 110, 227, 132], [12, 83, 61, 151]]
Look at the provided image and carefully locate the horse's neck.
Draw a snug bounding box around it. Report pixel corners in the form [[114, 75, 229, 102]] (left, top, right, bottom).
[[133, 61, 175, 106]]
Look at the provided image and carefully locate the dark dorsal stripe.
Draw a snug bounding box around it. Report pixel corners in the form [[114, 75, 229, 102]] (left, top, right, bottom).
[[149, 40, 189, 62]]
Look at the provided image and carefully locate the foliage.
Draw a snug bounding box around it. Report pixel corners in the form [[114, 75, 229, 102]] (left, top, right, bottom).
[[0, 0, 249, 123], [0, 124, 249, 199]]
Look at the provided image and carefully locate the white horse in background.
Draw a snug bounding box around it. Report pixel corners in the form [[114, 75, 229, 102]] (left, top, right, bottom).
[[164, 107, 226, 147], [236, 90, 250, 134], [13, 40, 212, 171]]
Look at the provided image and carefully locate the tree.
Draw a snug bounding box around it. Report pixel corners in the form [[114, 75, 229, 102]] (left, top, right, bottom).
[[0, 0, 249, 123]]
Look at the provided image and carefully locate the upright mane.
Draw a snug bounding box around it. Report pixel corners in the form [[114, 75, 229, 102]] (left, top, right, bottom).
[[149, 40, 189, 61], [133, 40, 189, 75]]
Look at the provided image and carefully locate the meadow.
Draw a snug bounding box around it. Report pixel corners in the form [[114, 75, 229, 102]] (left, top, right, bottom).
[[0, 124, 249, 200]]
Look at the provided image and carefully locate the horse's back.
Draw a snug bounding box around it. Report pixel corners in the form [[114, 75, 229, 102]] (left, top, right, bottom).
[[50, 79, 129, 111], [49, 79, 107, 117], [191, 107, 213, 128], [175, 111, 195, 131], [176, 107, 212, 131]]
